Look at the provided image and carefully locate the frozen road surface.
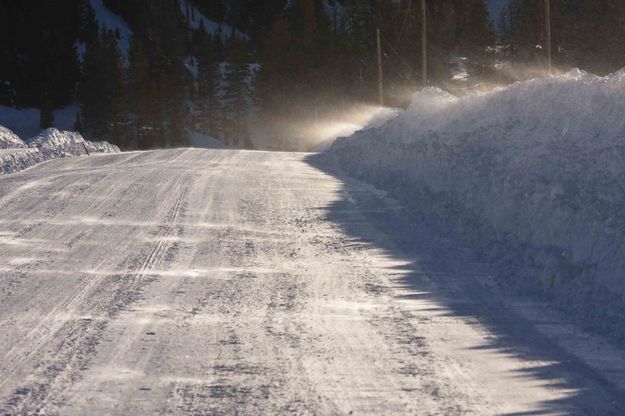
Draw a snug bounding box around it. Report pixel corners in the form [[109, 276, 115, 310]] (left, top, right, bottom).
[[1, 149, 625, 415]]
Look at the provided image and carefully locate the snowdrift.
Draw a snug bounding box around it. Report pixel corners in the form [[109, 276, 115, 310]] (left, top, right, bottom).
[[0, 126, 120, 175], [318, 68, 625, 339]]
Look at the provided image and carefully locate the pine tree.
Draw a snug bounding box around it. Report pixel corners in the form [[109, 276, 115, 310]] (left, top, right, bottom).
[[128, 34, 157, 149], [455, 0, 494, 58], [503, 0, 554, 68], [222, 36, 253, 148], [33, 2, 82, 127], [193, 23, 223, 138], [256, 0, 344, 146], [78, 28, 127, 146], [126, 0, 188, 149], [501, 0, 625, 75], [79, 0, 99, 45], [453, 0, 495, 78]]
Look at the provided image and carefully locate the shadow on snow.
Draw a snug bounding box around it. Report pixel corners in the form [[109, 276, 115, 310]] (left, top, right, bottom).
[[306, 153, 625, 416]]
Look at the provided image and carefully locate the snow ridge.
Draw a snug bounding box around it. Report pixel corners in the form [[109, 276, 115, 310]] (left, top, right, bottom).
[[319, 68, 625, 339]]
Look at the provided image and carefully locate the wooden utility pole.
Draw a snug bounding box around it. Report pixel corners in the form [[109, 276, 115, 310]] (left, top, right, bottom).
[[421, 0, 427, 87], [545, 0, 552, 74], [376, 28, 384, 106]]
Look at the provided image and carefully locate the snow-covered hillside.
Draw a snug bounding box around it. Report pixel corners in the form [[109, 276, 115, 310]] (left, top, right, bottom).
[[179, 0, 247, 40], [89, 0, 248, 57], [318, 68, 625, 339], [89, 0, 132, 54]]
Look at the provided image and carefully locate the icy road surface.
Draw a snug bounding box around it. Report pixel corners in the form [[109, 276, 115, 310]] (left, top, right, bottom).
[[1, 149, 625, 415]]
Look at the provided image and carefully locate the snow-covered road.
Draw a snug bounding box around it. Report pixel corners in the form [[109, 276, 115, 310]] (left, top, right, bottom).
[[1, 149, 624, 415]]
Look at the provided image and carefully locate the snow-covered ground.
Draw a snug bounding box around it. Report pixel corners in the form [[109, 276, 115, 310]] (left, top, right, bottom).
[[1, 148, 624, 414], [318, 68, 625, 340]]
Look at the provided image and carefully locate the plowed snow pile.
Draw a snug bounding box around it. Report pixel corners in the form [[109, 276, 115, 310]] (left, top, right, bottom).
[[0, 125, 26, 149], [318, 68, 625, 339], [29, 128, 119, 157], [0, 126, 119, 174]]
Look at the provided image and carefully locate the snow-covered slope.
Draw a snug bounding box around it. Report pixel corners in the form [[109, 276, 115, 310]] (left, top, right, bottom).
[[179, 0, 247, 40], [318, 68, 625, 339], [89, 0, 132, 54]]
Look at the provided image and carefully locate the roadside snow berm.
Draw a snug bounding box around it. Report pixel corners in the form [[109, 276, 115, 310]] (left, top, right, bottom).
[[319, 68, 625, 339], [0, 126, 119, 175]]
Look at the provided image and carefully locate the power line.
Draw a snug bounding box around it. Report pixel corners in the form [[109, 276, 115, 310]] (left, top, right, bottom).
[[396, 0, 412, 47], [380, 32, 420, 78], [376, 28, 384, 106], [382, 50, 415, 83]]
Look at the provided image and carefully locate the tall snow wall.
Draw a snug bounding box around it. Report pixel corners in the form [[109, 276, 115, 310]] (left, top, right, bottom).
[[318, 68, 625, 339]]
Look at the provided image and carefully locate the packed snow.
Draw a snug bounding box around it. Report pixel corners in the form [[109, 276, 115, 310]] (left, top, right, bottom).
[[3, 149, 624, 414], [318, 68, 625, 339]]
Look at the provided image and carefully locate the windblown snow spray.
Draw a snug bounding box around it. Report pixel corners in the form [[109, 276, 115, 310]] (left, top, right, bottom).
[[252, 104, 399, 152]]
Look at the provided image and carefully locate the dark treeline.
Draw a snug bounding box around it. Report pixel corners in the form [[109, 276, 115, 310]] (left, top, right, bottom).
[[500, 0, 625, 76], [0, 0, 256, 149], [0, 0, 624, 150]]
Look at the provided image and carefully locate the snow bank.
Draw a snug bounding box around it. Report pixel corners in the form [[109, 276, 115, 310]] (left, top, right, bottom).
[[318, 68, 625, 339], [0, 127, 119, 175], [0, 148, 42, 174], [29, 128, 119, 157], [0, 125, 26, 149]]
